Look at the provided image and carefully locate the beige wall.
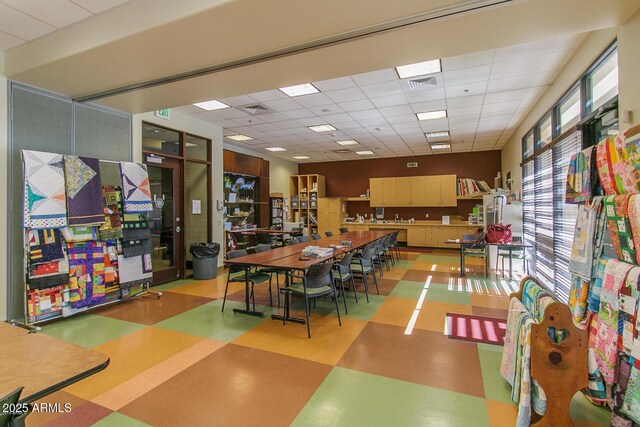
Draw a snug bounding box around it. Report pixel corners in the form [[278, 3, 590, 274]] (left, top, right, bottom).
[[502, 9, 640, 193], [0, 53, 7, 321]]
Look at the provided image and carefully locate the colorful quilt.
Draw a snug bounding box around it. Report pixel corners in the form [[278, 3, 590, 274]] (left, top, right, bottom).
[[623, 365, 640, 423], [28, 229, 65, 265], [27, 285, 64, 323], [122, 239, 153, 258], [501, 297, 529, 388], [588, 257, 613, 313], [22, 150, 67, 229], [620, 267, 640, 354], [566, 146, 596, 204], [61, 226, 97, 243], [569, 198, 603, 279], [591, 197, 609, 277], [604, 195, 636, 264], [521, 279, 549, 322], [119, 161, 152, 213], [614, 125, 640, 195], [569, 275, 590, 324], [27, 253, 69, 290], [122, 213, 151, 240], [628, 195, 640, 265], [516, 317, 547, 427], [595, 259, 635, 383], [67, 241, 106, 308], [64, 155, 105, 226], [118, 253, 153, 287], [99, 185, 124, 240]]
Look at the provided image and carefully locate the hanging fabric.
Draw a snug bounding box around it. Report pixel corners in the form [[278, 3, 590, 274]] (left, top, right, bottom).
[[27, 229, 65, 265], [61, 226, 97, 242], [588, 256, 614, 313], [627, 195, 640, 265], [619, 267, 640, 354], [569, 197, 604, 279], [67, 241, 106, 308], [501, 297, 529, 387], [98, 185, 124, 240], [119, 161, 153, 213], [566, 145, 596, 204], [64, 155, 105, 226], [27, 285, 64, 323], [586, 315, 607, 402], [121, 213, 151, 240], [569, 275, 590, 323], [622, 366, 640, 423], [604, 195, 636, 264], [118, 253, 153, 288], [22, 150, 67, 229], [613, 125, 640, 195]]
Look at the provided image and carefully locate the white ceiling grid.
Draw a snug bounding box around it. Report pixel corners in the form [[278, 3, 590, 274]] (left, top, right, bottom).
[[176, 34, 586, 163]]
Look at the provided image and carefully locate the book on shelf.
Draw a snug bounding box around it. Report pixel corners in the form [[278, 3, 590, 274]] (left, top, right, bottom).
[[457, 178, 492, 197]]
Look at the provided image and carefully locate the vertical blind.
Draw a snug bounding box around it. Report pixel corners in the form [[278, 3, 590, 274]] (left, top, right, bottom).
[[523, 129, 582, 303]]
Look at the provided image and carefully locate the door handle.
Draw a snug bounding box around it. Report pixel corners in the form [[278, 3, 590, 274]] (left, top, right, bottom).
[[176, 226, 181, 233]]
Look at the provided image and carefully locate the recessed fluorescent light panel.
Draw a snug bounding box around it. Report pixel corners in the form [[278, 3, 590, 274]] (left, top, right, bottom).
[[308, 124, 337, 133], [430, 143, 451, 150], [226, 134, 253, 141], [293, 156, 310, 159], [356, 150, 374, 155], [425, 131, 450, 141], [396, 59, 441, 79], [417, 110, 447, 121], [193, 100, 230, 110], [336, 140, 359, 146], [279, 83, 319, 97], [265, 147, 287, 152]]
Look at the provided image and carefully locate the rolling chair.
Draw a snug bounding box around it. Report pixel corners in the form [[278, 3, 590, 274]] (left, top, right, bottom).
[[325, 231, 333, 237]]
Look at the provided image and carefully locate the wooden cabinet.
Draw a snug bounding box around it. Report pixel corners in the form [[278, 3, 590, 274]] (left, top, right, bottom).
[[369, 178, 383, 206], [436, 227, 460, 247], [382, 178, 397, 206], [440, 175, 457, 207], [407, 226, 426, 247], [396, 177, 412, 206], [410, 176, 426, 206], [424, 176, 440, 206], [317, 197, 345, 237], [369, 174, 458, 207]]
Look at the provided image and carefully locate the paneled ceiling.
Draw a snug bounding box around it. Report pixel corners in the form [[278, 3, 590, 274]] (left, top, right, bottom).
[[0, 0, 133, 50], [176, 34, 585, 162]]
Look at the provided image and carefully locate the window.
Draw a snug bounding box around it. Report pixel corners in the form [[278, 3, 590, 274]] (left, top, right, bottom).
[[536, 115, 552, 149], [557, 88, 581, 134], [586, 49, 618, 114], [522, 132, 534, 159]]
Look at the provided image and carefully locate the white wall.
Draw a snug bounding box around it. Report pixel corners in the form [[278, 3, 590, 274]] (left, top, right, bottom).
[[618, 8, 640, 128], [0, 53, 7, 321]]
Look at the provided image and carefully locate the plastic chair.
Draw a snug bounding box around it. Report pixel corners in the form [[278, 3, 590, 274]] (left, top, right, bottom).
[[311, 233, 321, 240], [290, 227, 304, 238], [222, 249, 273, 311], [0, 387, 25, 427], [462, 234, 487, 276], [255, 231, 275, 247], [325, 231, 333, 237], [254, 245, 284, 306], [298, 235, 309, 243], [351, 245, 379, 301], [339, 228, 349, 233], [333, 252, 357, 314], [281, 262, 341, 338], [286, 238, 300, 245]]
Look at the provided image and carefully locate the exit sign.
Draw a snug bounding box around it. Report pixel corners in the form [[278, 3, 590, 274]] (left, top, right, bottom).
[[407, 162, 418, 168], [155, 108, 170, 120]]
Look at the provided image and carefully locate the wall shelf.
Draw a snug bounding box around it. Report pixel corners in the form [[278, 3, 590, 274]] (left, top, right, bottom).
[[346, 197, 370, 202], [456, 195, 487, 200]]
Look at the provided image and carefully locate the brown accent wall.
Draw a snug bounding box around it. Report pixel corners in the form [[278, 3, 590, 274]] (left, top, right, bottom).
[[299, 151, 501, 220]]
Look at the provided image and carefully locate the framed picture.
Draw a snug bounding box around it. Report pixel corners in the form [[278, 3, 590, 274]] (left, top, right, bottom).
[[375, 207, 384, 219]]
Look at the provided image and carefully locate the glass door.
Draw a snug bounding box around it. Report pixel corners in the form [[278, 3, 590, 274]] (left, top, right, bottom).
[[145, 155, 183, 284]]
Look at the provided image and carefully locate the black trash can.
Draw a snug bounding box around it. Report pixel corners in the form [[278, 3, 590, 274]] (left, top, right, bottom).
[[190, 242, 220, 280]]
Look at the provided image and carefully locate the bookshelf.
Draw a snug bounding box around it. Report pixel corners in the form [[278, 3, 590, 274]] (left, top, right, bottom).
[[289, 174, 325, 236]]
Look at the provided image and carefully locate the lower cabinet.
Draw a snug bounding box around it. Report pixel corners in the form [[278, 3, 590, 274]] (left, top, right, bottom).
[[406, 225, 480, 248]]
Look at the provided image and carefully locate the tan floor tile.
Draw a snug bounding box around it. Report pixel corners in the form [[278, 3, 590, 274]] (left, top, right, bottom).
[[470, 293, 511, 310], [382, 268, 408, 280], [233, 315, 367, 365], [371, 297, 473, 333], [65, 327, 203, 400], [169, 278, 244, 298], [486, 399, 518, 427]]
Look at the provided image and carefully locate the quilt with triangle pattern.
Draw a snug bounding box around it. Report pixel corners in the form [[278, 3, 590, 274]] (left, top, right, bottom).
[[119, 161, 153, 213], [23, 150, 67, 229]]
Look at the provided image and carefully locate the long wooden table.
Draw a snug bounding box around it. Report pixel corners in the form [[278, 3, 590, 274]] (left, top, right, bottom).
[[0, 322, 109, 404], [225, 230, 393, 319]]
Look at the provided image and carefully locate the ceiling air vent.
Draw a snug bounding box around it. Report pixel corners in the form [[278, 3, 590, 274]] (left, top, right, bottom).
[[240, 103, 271, 115], [332, 149, 351, 154], [408, 76, 437, 90]]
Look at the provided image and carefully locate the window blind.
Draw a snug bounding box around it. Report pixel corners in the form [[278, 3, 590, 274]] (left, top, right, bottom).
[[533, 150, 555, 291], [522, 162, 536, 273], [552, 130, 582, 303]]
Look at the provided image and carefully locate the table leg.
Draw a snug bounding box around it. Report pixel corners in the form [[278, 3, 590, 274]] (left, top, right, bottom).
[[233, 265, 264, 318], [271, 270, 305, 324], [509, 247, 513, 280], [460, 245, 465, 277]]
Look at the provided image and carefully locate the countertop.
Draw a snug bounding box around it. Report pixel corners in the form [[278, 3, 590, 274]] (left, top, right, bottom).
[[342, 220, 478, 228]]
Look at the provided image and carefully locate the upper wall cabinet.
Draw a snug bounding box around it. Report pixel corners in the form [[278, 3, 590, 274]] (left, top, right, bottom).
[[369, 174, 457, 207]]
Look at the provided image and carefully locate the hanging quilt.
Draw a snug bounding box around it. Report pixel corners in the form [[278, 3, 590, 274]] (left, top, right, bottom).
[[588, 256, 613, 313], [118, 253, 152, 287], [585, 315, 607, 402], [119, 161, 152, 213], [27, 285, 64, 323], [27, 252, 69, 290], [595, 259, 635, 383], [604, 195, 636, 264], [521, 279, 549, 321], [569, 275, 590, 324], [591, 197, 609, 277], [619, 267, 640, 354], [99, 185, 124, 240], [515, 317, 547, 427], [501, 297, 528, 388], [627, 195, 640, 265], [623, 366, 640, 423], [614, 124, 640, 195], [566, 146, 596, 204], [64, 155, 105, 226], [122, 239, 153, 258], [61, 226, 97, 242], [67, 241, 106, 308], [569, 198, 603, 279], [28, 229, 65, 265], [22, 150, 67, 229], [122, 213, 151, 241]]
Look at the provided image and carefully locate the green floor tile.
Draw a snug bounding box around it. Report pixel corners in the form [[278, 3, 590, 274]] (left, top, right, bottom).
[[570, 393, 611, 424], [478, 348, 513, 404], [290, 292, 385, 321], [152, 279, 196, 292], [416, 254, 459, 263], [41, 314, 145, 348], [425, 284, 471, 305], [478, 342, 504, 353], [393, 260, 413, 269], [93, 412, 151, 427], [154, 299, 267, 342], [293, 367, 489, 427], [388, 280, 426, 299]]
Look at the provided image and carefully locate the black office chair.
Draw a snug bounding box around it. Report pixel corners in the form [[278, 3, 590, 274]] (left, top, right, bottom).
[[234, 231, 248, 249], [311, 233, 321, 240], [281, 262, 341, 338], [290, 227, 304, 238], [222, 249, 273, 311], [255, 231, 274, 247], [339, 228, 349, 233], [325, 231, 333, 237], [286, 238, 300, 245], [298, 235, 309, 243], [0, 386, 27, 427]]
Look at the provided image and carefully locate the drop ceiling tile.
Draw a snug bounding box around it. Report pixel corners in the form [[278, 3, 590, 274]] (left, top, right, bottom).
[[482, 100, 521, 113], [296, 117, 328, 126], [217, 95, 257, 107], [294, 93, 333, 107], [336, 120, 363, 129], [360, 80, 403, 98], [214, 108, 250, 119], [404, 88, 446, 103], [443, 64, 492, 86], [344, 128, 372, 137], [445, 81, 488, 99], [68, 0, 129, 13], [475, 130, 503, 139], [249, 90, 288, 102], [523, 86, 547, 99], [282, 108, 315, 119], [448, 115, 479, 126], [391, 121, 422, 131], [4, 0, 92, 28], [216, 119, 246, 128], [487, 74, 536, 92], [386, 114, 418, 125], [351, 68, 398, 86], [448, 105, 482, 117], [0, 3, 55, 39], [441, 49, 494, 71], [255, 112, 290, 123], [313, 76, 356, 91], [288, 127, 315, 135], [349, 109, 383, 121], [271, 119, 304, 130], [325, 87, 368, 103], [532, 68, 562, 86], [322, 113, 354, 124], [484, 89, 528, 104], [446, 94, 484, 108], [356, 117, 388, 128], [370, 94, 408, 108], [490, 56, 545, 80], [378, 104, 414, 117], [419, 118, 449, 132], [264, 129, 296, 138], [233, 116, 266, 126], [307, 104, 345, 116], [339, 99, 375, 112], [410, 99, 447, 114], [262, 98, 303, 111]]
